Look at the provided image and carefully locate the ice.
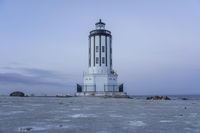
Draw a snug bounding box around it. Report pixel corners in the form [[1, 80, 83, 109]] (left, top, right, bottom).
[[18, 124, 70, 132], [72, 108, 81, 111], [70, 113, 98, 118], [96, 131, 111, 133], [0, 96, 200, 133], [128, 121, 146, 126], [190, 113, 198, 117], [160, 120, 173, 123], [109, 114, 123, 118], [61, 119, 71, 122], [18, 126, 46, 132], [0, 111, 24, 116]]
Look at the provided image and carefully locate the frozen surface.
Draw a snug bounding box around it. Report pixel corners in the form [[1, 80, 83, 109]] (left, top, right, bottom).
[[0, 96, 200, 133]]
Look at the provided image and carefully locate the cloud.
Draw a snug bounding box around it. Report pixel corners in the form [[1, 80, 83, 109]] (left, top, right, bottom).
[[0, 72, 65, 87], [0, 66, 74, 86], [0, 66, 77, 95]]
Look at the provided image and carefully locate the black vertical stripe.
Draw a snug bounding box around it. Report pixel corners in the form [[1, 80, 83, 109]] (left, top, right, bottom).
[[110, 36, 112, 67], [93, 36, 95, 67], [99, 35, 101, 66], [105, 36, 107, 66], [89, 37, 91, 67]]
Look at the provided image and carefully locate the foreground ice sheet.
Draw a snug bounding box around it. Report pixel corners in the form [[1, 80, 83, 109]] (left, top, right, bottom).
[[0, 96, 200, 133]]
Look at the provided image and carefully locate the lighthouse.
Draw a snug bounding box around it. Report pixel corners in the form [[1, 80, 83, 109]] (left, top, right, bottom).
[[76, 19, 126, 97]]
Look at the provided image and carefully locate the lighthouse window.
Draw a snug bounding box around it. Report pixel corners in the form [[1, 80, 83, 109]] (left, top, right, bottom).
[[102, 46, 105, 52], [96, 57, 99, 64], [102, 57, 105, 64], [96, 46, 99, 52]]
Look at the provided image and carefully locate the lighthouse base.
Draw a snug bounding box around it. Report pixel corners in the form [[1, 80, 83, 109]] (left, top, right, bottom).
[[77, 72, 126, 97], [75, 91, 128, 98], [76, 82, 126, 97]]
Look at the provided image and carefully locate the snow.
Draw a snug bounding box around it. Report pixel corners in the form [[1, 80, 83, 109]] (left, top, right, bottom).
[[0, 96, 200, 133], [128, 121, 146, 126]]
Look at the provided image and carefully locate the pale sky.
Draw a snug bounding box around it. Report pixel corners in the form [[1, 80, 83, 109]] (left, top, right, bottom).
[[0, 0, 200, 95]]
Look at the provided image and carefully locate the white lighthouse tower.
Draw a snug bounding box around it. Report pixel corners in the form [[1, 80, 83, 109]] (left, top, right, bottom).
[[76, 19, 126, 97]]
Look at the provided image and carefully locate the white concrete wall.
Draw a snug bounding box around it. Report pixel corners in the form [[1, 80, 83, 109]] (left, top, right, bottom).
[[83, 73, 118, 92]]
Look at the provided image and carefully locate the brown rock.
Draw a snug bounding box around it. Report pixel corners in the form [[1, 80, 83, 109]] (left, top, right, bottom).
[[146, 96, 171, 100]]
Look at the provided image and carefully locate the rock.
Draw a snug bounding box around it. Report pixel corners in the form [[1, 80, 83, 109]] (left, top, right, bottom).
[[181, 98, 188, 100], [10, 91, 25, 97], [146, 96, 171, 100], [19, 127, 33, 132], [59, 101, 64, 104], [25, 127, 32, 131], [59, 124, 63, 127], [163, 96, 171, 100]]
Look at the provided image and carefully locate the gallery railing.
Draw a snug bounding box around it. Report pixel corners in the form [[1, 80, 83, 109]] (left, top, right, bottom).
[[83, 85, 96, 92], [76, 84, 123, 93]]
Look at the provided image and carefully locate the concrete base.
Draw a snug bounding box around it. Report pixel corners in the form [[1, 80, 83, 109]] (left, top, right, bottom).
[[75, 92, 128, 98]]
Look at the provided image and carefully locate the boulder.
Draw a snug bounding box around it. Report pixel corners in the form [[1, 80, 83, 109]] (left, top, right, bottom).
[[146, 96, 171, 100], [181, 98, 188, 100], [10, 91, 25, 97]]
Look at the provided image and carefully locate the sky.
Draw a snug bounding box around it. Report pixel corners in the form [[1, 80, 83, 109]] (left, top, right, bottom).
[[0, 0, 200, 96]]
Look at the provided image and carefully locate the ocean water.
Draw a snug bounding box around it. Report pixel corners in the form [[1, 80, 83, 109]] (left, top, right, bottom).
[[0, 96, 200, 133]]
